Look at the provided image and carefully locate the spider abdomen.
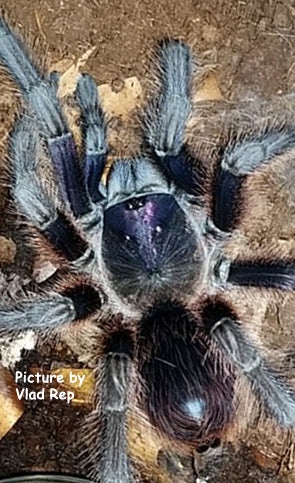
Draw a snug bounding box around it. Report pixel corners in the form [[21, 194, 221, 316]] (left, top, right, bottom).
[[138, 302, 235, 447]]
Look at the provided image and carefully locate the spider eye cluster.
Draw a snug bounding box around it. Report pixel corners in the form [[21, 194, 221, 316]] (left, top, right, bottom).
[[126, 198, 145, 210]]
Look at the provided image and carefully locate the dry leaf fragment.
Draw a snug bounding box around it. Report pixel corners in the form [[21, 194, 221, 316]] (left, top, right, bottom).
[[31, 367, 95, 406], [0, 365, 24, 438], [57, 46, 97, 98], [129, 411, 170, 483], [0, 236, 16, 263], [57, 54, 142, 120], [52, 45, 142, 119], [52, 367, 95, 405], [98, 77, 142, 118], [0, 331, 36, 369], [194, 71, 223, 102]]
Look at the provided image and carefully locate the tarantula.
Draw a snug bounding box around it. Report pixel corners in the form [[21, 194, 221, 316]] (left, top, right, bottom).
[[0, 15, 295, 483]]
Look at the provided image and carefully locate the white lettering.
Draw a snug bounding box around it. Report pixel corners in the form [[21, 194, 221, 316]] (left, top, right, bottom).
[[50, 388, 59, 400], [77, 374, 85, 387], [16, 387, 24, 399], [49, 388, 74, 403], [69, 372, 77, 384], [15, 371, 22, 383]]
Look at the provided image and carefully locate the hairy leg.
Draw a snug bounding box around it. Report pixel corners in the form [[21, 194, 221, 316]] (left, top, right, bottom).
[[212, 129, 295, 231], [76, 73, 108, 203], [202, 300, 295, 427], [143, 40, 205, 199], [11, 115, 89, 262], [215, 255, 295, 292], [0, 284, 101, 332], [227, 259, 295, 290], [83, 328, 134, 483], [211, 128, 295, 291], [0, 18, 89, 216], [0, 296, 75, 332], [144, 40, 192, 158]]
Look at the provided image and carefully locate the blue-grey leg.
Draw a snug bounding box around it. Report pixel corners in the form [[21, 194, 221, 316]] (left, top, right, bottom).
[[49, 70, 60, 93], [83, 329, 134, 483], [203, 302, 295, 427], [227, 260, 295, 290], [213, 130, 295, 291], [0, 18, 89, 216], [76, 73, 108, 203], [213, 129, 295, 231], [98, 352, 133, 482], [0, 285, 101, 332], [212, 129, 295, 289], [11, 115, 89, 261], [0, 296, 76, 332], [145, 40, 192, 158], [143, 40, 204, 198]]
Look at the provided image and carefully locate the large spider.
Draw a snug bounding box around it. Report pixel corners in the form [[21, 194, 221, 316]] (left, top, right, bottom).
[[0, 15, 295, 483]]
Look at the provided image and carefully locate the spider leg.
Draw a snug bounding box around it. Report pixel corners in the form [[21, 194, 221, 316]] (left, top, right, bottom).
[[0, 18, 89, 216], [211, 129, 295, 290], [0, 295, 76, 331], [144, 40, 192, 158], [76, 73, 108, 203], [0, 284, 101, 332], [48, 71, 60, 93], [143, 40, 205, 198], [203, 301, 295, 427], [11, 114, 89, 262], [83, 328, 134, 482], [227, 259, 295, 290], [213, 129, 295, 231]]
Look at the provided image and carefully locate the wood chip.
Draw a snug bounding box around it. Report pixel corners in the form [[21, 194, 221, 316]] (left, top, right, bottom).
[[33, 260, 58, 284], [53, 367, 95, 405], [129, 411, 170, 483]]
